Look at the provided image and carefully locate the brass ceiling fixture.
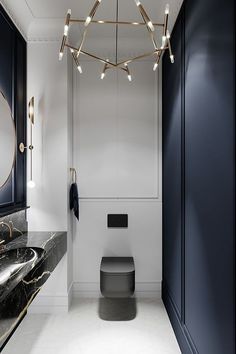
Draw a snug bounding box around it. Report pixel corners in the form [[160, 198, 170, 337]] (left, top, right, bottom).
[[59, 0, 174, 81]]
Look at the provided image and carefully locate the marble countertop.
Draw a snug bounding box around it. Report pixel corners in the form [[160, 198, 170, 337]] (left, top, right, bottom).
[[0, 232, 66, 303], [0, 231, 67, 350]]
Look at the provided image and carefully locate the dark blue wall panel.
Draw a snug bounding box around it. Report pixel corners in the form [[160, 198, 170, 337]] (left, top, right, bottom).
[[0, 5, 27, 212], [163, 13, 183, 318], [184, 0, 235, 352], [163, 0, 235, 353], [0, 8, 14, 205]]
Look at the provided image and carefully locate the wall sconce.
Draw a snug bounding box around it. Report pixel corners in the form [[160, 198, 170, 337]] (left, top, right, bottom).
[[19, 96, 35, 188]]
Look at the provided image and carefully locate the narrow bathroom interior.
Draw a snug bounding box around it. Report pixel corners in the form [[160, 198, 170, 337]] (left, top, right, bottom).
[[0, 0, 235, 353]]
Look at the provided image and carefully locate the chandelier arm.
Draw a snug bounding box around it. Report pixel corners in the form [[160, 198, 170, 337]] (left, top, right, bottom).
[[136, 5, 158, 51], [76, 28, 88, 58], [153, 8, 170, 68], [135, 1, 155, 33], [89, 0, 102, 20], [149, 31, 159, 50], [154, 42, 168, 66], [65, 44, 80, 51], [76, 0, 103, 59], [85, 0, 103, 26], [125, 65, 130, 76], [101, 63, 108, 79], [116, 48, 167, 67], [138, 8, 151, 34], [154, 53, 161, 67], [80, 50, 117, 67], [167, 38, 174, 62], [104, 66, 129, 73], [163, 13, 169, 36], [69, 19, 164, 27], [59, 36, 67, 58], [59, 9, 71, 60], [65, 44, 117, 67], [138, 11, 158, 50], [71, 51, 81, 67]]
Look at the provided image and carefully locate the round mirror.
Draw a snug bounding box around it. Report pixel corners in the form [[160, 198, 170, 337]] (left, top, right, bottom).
[[0, 92, 16, 188]]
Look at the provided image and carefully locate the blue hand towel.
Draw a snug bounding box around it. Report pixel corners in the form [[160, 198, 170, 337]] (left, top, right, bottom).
[[69, 183, 79, 220]]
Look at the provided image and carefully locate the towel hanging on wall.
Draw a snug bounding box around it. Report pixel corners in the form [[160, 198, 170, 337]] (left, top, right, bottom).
[[70, 168, 79, 221]]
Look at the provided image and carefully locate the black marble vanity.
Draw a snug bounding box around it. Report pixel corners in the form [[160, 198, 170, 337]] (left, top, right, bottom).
[[0, 231, 67, 351]]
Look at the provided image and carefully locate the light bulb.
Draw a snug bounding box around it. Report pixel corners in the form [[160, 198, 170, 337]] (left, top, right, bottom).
[[165, 4, 170, 14], [101, 72, 105, 80], [59, 51, 64, 61], [64, 24, 69, 36], [135, 0, 141, 6], [29, 105, 34, 117], [67, 9, 72, 15], [85, 16, 91, 27], [147, 21, 155, 32], [161, 35, 167, 48], [153, 62, 158, 71], [28, 180, 36, 189], [70, 48, 74, 53], [128, 74, 132, 82], [77, 65, 83, 73], [170, 55, 175, 63]]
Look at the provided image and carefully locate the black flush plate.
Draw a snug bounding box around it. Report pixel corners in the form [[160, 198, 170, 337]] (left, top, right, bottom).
[[107, 214, 128, 228]]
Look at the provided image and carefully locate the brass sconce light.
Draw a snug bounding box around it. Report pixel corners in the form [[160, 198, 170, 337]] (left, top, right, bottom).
[[19, 97, 35, 189]]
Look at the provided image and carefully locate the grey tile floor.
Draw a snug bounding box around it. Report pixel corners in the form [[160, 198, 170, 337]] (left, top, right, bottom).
[[3, 298, 181, 354]]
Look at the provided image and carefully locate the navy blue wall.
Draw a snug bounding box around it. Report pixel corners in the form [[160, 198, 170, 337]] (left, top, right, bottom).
[[163, 11, 183, 319], [162, 0, 235, 353], [0, 5, 27, 213]]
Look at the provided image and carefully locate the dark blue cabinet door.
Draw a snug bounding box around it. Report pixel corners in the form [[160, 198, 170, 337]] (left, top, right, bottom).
[[163, 14, 183, 317], [184, 0, 235, 352]]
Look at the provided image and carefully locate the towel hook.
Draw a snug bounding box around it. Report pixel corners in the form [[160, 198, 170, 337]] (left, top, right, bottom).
[[70, 168, 77, 183]]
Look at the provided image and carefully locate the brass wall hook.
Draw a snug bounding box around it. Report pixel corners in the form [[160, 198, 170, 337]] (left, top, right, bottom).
[[70, 168, 77, 183]]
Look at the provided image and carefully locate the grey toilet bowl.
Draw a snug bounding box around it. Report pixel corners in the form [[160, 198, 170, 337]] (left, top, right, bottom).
[[100, 257, 135, 298]]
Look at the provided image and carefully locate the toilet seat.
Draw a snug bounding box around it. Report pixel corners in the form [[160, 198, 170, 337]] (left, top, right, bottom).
[[100, 257, 135, 275], [100, 257, 135, 298]]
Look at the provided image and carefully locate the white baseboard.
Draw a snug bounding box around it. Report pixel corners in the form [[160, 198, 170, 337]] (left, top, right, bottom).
[[73, 282, 100, 298], [27, 282, 161, 313], [28, 284, 73, 314], [135, 282, 162, 298], [68, 282, 73, 309], [73, 282, 161, 299]]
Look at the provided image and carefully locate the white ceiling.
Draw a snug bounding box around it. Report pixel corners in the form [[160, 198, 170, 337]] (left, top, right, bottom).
[[1, 0, 183, 57]]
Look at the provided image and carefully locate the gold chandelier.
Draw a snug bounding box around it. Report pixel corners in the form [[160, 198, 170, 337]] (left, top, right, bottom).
[[59, 0, 174, 81]]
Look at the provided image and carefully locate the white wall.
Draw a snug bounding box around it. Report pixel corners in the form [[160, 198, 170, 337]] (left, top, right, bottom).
[[27, 42, 68, 232], [26, 46, 163, 303], [75, 62, 160, 199], [67, 53, 74, 297], [27, 42, 73, 312], [73, 61, 162, 297]]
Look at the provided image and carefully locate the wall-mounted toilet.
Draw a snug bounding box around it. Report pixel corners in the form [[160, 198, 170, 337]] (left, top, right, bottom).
[[100, 257, 135, 298]]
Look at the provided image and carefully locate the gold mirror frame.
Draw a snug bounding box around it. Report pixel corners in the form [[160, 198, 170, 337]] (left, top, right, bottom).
[[0, 91, 17, 189]]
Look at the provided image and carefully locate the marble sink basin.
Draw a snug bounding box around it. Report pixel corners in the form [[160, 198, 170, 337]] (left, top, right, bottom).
[[0, 247, 45, 301]]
